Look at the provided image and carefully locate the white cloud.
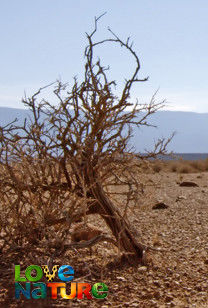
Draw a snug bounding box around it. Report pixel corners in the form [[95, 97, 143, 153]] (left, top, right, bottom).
[[0, 84, 208, 113]]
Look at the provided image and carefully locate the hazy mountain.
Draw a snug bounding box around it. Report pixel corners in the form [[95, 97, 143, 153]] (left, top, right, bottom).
[[0, 107, 29, 126], [0, 107, 208, 153], [131, 111, 208, 153]]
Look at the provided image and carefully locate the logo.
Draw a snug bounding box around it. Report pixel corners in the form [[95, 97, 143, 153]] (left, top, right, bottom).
[[15, 265, 108, 300]]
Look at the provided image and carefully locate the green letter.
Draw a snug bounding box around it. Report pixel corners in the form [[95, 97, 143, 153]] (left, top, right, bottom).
[[25, 265, 43, 282], [92, 283, 108, 299], [15, 265, 27, 282]]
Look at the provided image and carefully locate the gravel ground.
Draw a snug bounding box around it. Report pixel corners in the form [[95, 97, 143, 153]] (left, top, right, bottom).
[[1, 171, 208, 307]]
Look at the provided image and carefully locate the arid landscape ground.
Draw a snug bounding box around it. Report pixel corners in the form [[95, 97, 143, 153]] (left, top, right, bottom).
[[1, 161, 208, 307]]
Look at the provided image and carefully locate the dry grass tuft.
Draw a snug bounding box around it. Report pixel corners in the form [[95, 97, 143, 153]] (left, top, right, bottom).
[[148, 158, 208, 174]]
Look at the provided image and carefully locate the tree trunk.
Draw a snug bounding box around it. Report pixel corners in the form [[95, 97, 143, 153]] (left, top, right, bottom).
[[90, 181, 144, 262], [82, 157, 144, 262]]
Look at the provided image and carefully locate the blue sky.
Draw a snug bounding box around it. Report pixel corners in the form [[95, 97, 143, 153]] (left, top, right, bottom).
[[0, 0, 208, 112]]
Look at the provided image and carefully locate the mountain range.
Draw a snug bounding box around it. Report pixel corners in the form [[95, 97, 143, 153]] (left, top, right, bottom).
[[0, 107, 208, 153]]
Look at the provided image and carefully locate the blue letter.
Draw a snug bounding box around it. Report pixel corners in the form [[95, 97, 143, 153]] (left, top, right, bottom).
[[58, 265, 74, 282], [32, 283, 47, 299], [15, 282, 31, 299]]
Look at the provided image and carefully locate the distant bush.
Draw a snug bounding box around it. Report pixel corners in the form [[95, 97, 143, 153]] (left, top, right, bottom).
[[152, 163, 162, 173], [189, 160, 204, 171], [171, 164, 177, 172], [178, 165, 192, 174], [149, 158, 208, 173], [204, 158, 208, 171]]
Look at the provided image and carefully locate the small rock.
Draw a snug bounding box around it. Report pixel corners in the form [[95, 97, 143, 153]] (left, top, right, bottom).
[[165, 295, 174, 302], [175, 273, 181, 279], [153, 280, 161, 287], [179, 181, 199, 187], [152, 202, 169, 210], [195, 285, 202, 292], [130, 303, 141, 307], [138, 266, 147, 273], [116, 276, 127, 281], [176, 195, 187, 202], [153, 291, 160, 299]]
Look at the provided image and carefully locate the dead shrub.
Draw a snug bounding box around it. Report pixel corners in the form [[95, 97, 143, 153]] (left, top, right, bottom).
[[152, 163, 162, 173], [204, 158, 208, 171], [189, 160, 204, 171], [0, 15, 174, 265], [178, 165, 193, 174], [170, 163, 177, 172]]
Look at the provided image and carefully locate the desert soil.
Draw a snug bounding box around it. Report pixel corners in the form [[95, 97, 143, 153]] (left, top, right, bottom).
[[1, 171, 208, 307]]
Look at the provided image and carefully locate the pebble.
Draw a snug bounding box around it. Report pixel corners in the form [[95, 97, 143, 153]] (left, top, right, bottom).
[[138, 266, 148, 273]]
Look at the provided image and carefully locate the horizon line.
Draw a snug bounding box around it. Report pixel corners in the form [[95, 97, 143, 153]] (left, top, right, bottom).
[[1, 105, 208, 114]]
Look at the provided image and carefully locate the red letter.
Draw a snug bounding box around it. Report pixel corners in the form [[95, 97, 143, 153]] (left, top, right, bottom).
[[77, 283, 92, 299]]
